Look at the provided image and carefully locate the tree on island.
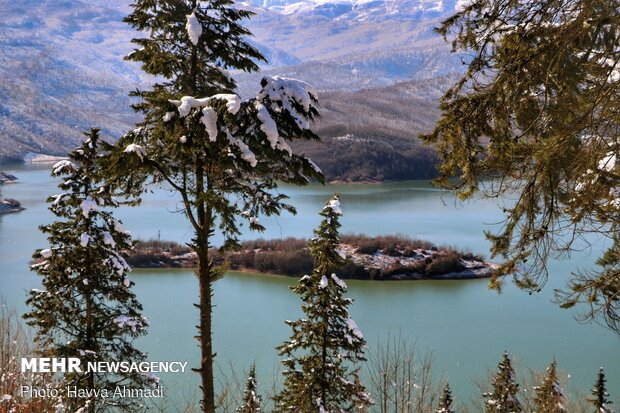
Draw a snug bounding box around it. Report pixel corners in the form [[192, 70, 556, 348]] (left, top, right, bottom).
[[436, 383, 455, 413], [274, 196, 373, 413], [24, 129, 153, 413], [422, 0, 620, 332], [237, 364, 262, 413], [533, 361, 566, 413], [589, 368, 614, 413], [484, 352, 522, 413], [101, 1, 323, 411]]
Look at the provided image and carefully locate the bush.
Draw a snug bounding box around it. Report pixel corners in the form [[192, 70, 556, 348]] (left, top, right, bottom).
[[425, 252, 465, 276]]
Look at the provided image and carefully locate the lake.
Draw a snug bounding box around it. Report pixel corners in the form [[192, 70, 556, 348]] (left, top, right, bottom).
[[1, 163, 618, 409]]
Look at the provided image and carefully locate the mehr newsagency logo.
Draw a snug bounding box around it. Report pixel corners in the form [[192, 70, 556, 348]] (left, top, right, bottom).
[[20, 357, 189, 399]]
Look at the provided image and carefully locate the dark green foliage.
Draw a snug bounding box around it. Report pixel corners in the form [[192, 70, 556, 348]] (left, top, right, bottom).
[[274, 196, 372, 413], [436, 383, 455, 413], [102, 1, 325, 411], [24, 130, 152, 413], [533, 361, 566, 413], [237, 364, 262, 413], [295, 135, 439, 182], [589, 368, 614, 413], [422, 0, 620, 331], [484, 352, 522, 413]]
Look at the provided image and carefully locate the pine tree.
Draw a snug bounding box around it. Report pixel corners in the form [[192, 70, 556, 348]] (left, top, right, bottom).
[[102, 1, 324, 412], [533, 361, 566, 413], [484, 352, 522, 413], [436, 383, 455, 413], [237, 364, 261, 413], [24, 129, 154, 413], [589, 368, 614, 413], [421, 0, 620, 331], [274, 196, 372, 413]]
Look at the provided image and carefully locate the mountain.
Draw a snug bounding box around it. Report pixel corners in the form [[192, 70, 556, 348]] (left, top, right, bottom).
[[0, 0, 462, 180]]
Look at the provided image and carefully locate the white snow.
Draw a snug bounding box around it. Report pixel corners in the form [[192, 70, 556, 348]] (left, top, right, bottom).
[[331, 273, 347, 289], [346, 318, 363, 339], [103, 232, 116, 248], [228, 136, 257, 167], [255, 102, 280, 149], [52, 160, 77, 175], [52, 193, 68, 206], [201, 107, 219, 141], [212, 94, 241, 114], [319, 275, 329, 289], [83, 279, 89, 285], [80, 233, 91, 247], [114, 315, 147, 332], [171, 94, 241, 117], [306, 156, 322, 174], [257, 76, 317, 129], [324, 198, 342, 215], [79, 196, 98, 218], [186, 11, 202, 46], [599, 152, 617, 172], [163, 111, 176, 122], [124, 144, 147, 161], [454, 0, 473, 11], [123, 277, 131, 287], [112, 219, 130, 235], [40, 249, 52, 258], [179, 135, 187, 144]]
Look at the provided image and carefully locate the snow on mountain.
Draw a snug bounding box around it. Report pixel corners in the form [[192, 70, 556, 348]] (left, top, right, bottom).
[[0, 0, 463, 162], [245, 0, 458, 20]]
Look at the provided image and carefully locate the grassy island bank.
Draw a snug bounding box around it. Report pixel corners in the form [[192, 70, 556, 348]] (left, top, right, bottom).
[[127, 235, 496, 281]]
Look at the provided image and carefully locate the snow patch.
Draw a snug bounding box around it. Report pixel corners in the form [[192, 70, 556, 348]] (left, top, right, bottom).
[[79, 196, 98, 218], [80, 233, 91, 247], [124, 144, 147, 161], [201, 107, 218, 141], [186, 11, 202, 46]]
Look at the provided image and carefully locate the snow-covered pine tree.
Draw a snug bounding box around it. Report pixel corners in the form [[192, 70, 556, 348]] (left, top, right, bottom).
[[237, 364, 261, 413], [436, 383, 455, 413], [589, 368, 614, 413], [102, 1, 324, 412], [274, 196, 372, 413], [24, 129, 153, 413], [533, 361, 566, 413], [484, 352, 522, 413]]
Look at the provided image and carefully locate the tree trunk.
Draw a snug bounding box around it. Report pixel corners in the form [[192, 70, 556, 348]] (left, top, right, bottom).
[[197, 245, 215, 413]]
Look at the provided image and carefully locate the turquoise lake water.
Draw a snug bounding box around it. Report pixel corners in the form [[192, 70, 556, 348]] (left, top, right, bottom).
[[0, 163, 618, 409]]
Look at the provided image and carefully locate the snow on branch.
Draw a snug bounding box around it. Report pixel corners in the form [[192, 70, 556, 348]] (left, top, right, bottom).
[[186, 11, 202, 46], [170, 94, 240, 118], [124, 144, 147, 161], [52, 160, 77, 175], [257, 76, 318, 130]]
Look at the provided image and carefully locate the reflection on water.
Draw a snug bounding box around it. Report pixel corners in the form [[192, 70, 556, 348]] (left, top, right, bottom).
[[0, 164, 618, 405]]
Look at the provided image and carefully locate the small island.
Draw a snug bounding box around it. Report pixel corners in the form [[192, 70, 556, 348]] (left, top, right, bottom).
[[126, 235, 496, 281], [0, 172, 23, 215]]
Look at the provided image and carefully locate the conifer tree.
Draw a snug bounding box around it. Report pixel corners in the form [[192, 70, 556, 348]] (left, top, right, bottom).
[[484, 352, 522, 413], [422, 0, 620, 331], [237, 364, 261, 413], [533, 361, 566, 413], [589, 368, 614, 413], [24, 129, 153, 413], [274, 196, 372, 413], [436, 383, 455, 413], [102, 1, 324, 412]]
